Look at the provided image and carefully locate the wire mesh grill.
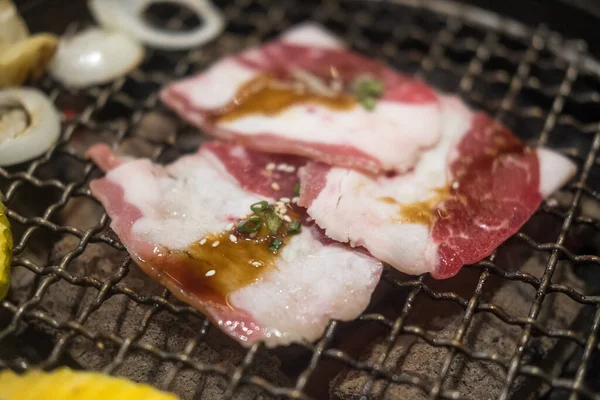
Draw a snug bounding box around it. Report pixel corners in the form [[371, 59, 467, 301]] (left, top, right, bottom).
[[2, 0, 600, 398]]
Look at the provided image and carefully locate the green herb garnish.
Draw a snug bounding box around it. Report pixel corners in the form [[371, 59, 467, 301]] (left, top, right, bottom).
[[293, 183, 301, 197], [250, 200, 269, 213], [264, 211, 283, 235], [237, 216, 263, 233], [268, 238, 284, 253], [361, 96, 377, 111], [351, 76, 384, 111], [287, 221, 301, 235]]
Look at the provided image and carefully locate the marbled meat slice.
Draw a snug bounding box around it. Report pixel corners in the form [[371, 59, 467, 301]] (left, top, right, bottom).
[[87, 142, 382, 347], [299, 96, 577, 278], [160, 23, 441, 173]]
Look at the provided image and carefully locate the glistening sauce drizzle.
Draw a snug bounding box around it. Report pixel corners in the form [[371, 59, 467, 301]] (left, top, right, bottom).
[[147, 211, 299, 308], [208, 74, 356, 123], [379, 122, 531, 226], [379, 187, 451, 225]]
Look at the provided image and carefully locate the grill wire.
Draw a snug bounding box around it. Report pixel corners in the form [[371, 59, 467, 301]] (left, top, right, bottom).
[[2, 0, 600, 399]]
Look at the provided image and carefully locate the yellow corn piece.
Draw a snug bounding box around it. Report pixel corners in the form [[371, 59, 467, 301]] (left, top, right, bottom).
[[0, 368, 179, 400], [0, 200, 11, 300]]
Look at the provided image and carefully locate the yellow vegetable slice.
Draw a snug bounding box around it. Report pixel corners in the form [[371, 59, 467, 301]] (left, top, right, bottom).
[[0, 33, 58, 88], [0, 368, 179, 400], [0, 0, 29, 53], [0, 200, 11, 300]]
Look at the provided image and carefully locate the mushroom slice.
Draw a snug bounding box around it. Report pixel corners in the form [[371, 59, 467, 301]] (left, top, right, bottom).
[[0, 33, 58, 87], [48, 28, 144, 88], [0, 88, 61, 167], [0, 0, 28, 53], [88, 0, 225, 50]]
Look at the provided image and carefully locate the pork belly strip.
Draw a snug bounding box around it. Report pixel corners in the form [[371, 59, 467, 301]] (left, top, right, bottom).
[[160, 23, 441, 173], [299, 96, 577, 279], [87, 142, 382, 347]]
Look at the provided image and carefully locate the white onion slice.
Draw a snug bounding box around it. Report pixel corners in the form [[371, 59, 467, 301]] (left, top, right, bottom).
[[0, 88, 60, 167], [88, 0, 225, 50], [48, 28, 144, 88]]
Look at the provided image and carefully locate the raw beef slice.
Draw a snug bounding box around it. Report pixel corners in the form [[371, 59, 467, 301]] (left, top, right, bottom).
[[299, 96, 577, 278], [160, 23, 441, 173], [87, 141, 382, 347]]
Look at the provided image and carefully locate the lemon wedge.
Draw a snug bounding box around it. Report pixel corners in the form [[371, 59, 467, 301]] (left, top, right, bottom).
[[0, 368, 179, 400], [0, 200, 11, 300]]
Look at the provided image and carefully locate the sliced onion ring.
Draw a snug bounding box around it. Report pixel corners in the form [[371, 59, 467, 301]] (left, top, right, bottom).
[[48, 28, 144, 88], [0, 88, 60, 167], [88, 0, 225, 50]]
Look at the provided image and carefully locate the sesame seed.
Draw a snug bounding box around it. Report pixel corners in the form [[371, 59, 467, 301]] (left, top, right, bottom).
[[229, 234, 238, 243], [251, 261, 263, 267], [275, 201, 285, 208], [226, 222, 235, 230], [279, 208, 288, 215], [451, 181, 460, 190], [199, 238, 207, 245], [249, 232, 258, 238], [292, 196, 300, 204], [276, 163, 287, 171], [283, 215, 292, 222], [266, 163, 275, 171], [205, 270, 216, 277], [280, 197, 291, 203], [212, 241, 220, 247], [271, 182, 280, 191], [286, 166, 296, 173]]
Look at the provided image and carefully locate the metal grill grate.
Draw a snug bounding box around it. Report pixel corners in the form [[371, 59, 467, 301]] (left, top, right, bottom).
[[2, 0, 600, 399]]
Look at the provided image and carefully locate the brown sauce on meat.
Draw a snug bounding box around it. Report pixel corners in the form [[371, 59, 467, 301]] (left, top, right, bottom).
[[379, 187, 451, 225], [153, 210, 299, 307], [209, 74, 356, 122], [378, 121, 531, 226]]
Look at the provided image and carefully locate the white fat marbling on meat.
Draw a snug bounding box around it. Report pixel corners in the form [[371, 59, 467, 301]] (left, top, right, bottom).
[[101, 145, 382, 346], [182, 58, 256, 110], [279, 22, 346, 49], [537, 147, 577, 197], [106, 150, 265, 250], [161, 23, 442, 173], [232, 228, 380, 346], [219, 100, 440, 173], [304, 97, 473, 274]]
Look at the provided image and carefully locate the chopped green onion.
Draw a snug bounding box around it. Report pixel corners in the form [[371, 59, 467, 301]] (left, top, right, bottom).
[[293, 183, 301, 197], [268, 238, 284, 253], [250, 200, 269, 213], [351, 76, 384, 97], [361, 96, 377, 111], [264, 211, 282, 235], [237, 216, 263, 233], [287, 221, 301, 235], [351, 76, 384, 111]]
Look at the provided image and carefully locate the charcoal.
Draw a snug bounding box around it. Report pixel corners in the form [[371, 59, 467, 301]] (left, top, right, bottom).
[[8, 231, 290, 399], [329, 255, 586, 400]]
